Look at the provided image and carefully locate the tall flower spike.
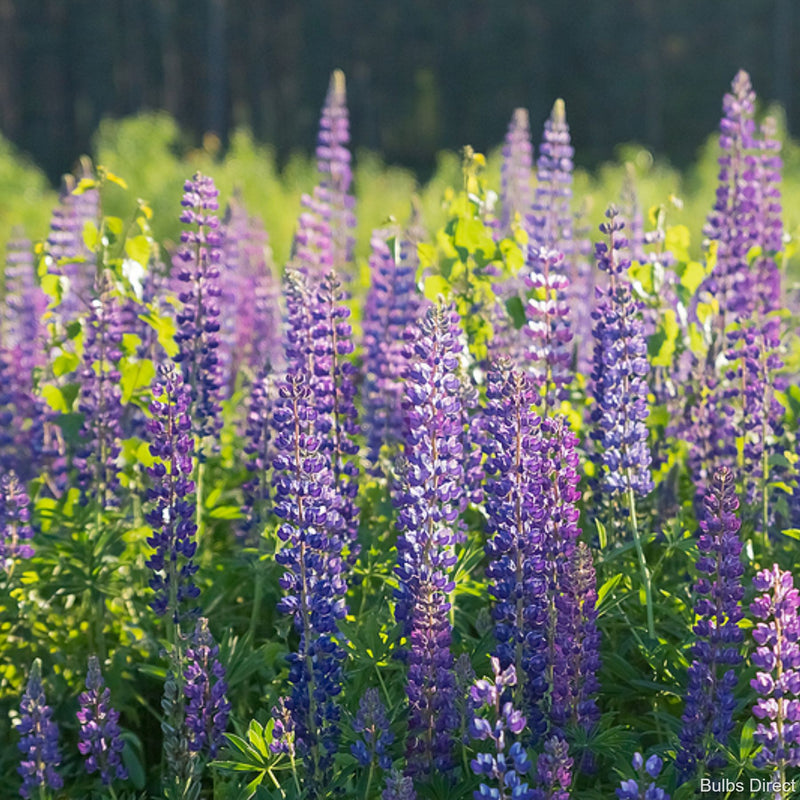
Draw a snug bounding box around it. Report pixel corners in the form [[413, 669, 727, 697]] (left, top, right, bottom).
[[532, 735, 572, 800], [676, 467, 744, 783], [144, 365, 199, 624], [0, 472, 34, 573], [241, 371, 275, 542], [271, 369, 347, 787], [184, 618, 231, 760], [524, 246, 573, 406], [310, 271, 360, 561], [700, 70, 760, 335], [469, 658, 534, 800], [528, 99, 574, 260], [3, 233, 46, 364], [351, 687, 394, 770], [500, 108, 533, 237], [77, 655, 127, 785], [393, 303, 464, 777], [74, 271, 125, 507], [750, 565, 800, 773], [482, 362, 549, 740], [362, 228, 424, 473], [590, 206, 652, 498], [172, 172, 225, 443], [16, 659, 62, 799], [296, 70, 356, 279]]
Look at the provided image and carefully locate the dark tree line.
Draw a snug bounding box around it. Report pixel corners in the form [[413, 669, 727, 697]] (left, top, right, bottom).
[[0, 0, 795, 182]]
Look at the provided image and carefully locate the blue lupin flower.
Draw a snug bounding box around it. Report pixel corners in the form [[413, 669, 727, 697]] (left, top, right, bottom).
[[184, 617, 231, 760], [77, 655, 127, 785], [351, 687, 394, 770], [16, 659, 62, 799]]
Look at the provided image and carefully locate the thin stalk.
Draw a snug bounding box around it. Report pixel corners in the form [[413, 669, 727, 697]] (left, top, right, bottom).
[[626, 480, 654, 640]]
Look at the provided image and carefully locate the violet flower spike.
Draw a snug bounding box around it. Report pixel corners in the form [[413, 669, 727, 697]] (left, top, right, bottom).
[[0, 472, 34, 573], [351, 687, 394, 771], [616, 752, 670, 800], [750, 565, 800, 777], [184, 618, 231, 760], [469, 657, 534, 800], [172, 172, 225, 444], [144, 364, 199, 625], [77, 655, 127, 785], [16, 659, 62, 799], [500, 108, 533, 237], [676, 466, 744, 783], [393, 303, 464, 777]]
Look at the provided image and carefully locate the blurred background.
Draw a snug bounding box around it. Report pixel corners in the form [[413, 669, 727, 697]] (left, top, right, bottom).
[[0, 0, 795, 182]]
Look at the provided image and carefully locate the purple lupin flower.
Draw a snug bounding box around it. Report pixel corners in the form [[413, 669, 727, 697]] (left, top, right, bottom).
[[470, 657, 534, 800], [3, 233, 46, 364], [393, 303, 464, 778], [550, 542, 601, 738], [362, 228, 424, 473], [172, 172, 225, 443], [74, 272, 125, 507], [382, 769, 417, 800], [16, 659, 62, 799], [184, 617, 231, 759], [528, 100, 574, 261], [310, 271, 360, 562], [44, 162, 100, 320], [750, 565, 800, 772], [524, 246, 573, 406], [700, 70, 760, 335], [676, 467, 744, 783], [296, 70, 356, 279], [144, 365, 199, 624], [482, 363, 549, 740], [531, 735, 572, 800], [77, 655, 127, 785], [351, 687, 394, 770], [241, 371, 275, 541], [752, 117, 783, 314], [616, 753, 670, 800], [271, 368, 347, 786], [500, 108, 533, 237], [590, 206, 652, 499], [0, 471, 34, 573], [221, 197, 281, 382]]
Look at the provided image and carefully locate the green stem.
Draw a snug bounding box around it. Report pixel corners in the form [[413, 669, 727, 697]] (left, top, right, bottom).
[[364, 761, 375, 800], [195, 457, 205, 543], [626, 482, 654, 640], [248, 535, 265, 642]]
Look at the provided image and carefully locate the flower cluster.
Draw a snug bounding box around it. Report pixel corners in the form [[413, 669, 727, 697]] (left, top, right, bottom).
[[271, 369, 347, 784], [750, 565, 800, 770], [470, 658, 533, 800], [77, 655, 127, 785], [482, 363, 549, 739], [16, 659, 62, 799], [75, 273, 125, 506], [500, 108, 533, 236], [144, 365, 199, 624], [701, 70, 759, 329], [184, 617, 231, 759], [531, 735, 572, 800], [241, 371, 275, 541], [383, 769, 417, 800], [0, 471, 34, 573], [172, 172, 225, 442], [221, 197, 281, 380], [393, 303, 464, 776], [296, 69, 356, 278], [616, 753, 670, 800], [44, 162, 99, 320], [524, 247, 572, 405], [310, 271, 360, 560], [528, 99, 574, 258], [351, 687, 394, 770], [362, 228, 424, 472], [676, 467, 744, 783], [590, 206, 652, 498]]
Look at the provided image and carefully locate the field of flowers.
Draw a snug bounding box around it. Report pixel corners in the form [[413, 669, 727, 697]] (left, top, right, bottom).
[[1, 67, 800, 800]]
